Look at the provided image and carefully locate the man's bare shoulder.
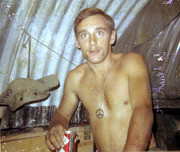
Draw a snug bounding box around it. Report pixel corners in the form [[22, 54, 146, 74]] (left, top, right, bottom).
[[114, 52, 143, 62], [66, 63, 87, 84], [113, 52, 143, 65], [113, 52, 147, 73], [124, 52, 148, 74]]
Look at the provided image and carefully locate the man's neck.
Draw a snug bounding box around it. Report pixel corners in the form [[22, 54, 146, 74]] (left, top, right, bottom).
[[87, 53, 113, 78]]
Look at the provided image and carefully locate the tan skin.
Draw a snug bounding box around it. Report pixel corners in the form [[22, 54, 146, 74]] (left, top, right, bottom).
[[45, 15, 156, 151]]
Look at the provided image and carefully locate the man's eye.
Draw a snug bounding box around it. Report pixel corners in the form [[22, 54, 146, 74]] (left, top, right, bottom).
[[81, 33, 87, 38], [97, 31, 103, 36]]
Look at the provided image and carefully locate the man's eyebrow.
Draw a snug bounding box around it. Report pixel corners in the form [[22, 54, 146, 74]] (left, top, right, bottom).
[[95, 27, 107, 31], [77, 30, 87, 35], [77, 27, 108, 35]]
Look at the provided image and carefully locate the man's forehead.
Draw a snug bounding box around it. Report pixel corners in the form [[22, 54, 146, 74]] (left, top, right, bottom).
[[77, 14, 109, 31]]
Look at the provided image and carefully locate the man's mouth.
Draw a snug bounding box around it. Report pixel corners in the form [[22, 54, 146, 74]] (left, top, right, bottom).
[[89, 50, 100, 55]]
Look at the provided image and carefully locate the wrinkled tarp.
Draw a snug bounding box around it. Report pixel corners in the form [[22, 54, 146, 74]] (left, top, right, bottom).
[[113, 0, 180, 107]]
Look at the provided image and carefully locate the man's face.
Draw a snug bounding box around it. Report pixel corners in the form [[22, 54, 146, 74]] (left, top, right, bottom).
[[75, 15, 116, 64]]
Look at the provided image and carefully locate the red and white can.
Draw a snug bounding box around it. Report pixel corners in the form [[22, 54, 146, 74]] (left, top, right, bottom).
[[59, 130, 77, 152]]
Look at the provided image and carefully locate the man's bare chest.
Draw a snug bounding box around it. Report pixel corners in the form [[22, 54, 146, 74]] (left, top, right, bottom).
[[76, 73, 130, 112]]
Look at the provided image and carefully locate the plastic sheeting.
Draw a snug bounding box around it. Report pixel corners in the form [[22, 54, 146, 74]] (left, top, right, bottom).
[[113, 0, 180, 109]]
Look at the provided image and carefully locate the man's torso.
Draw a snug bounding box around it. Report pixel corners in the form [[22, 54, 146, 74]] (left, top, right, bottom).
[[71, 53, 155, 151], [73, 53, 132, 151]]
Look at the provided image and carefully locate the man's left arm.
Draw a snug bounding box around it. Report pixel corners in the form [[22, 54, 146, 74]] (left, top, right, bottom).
[[123, 53, 154, 151]]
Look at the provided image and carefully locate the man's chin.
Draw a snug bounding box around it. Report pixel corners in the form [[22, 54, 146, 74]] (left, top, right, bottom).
[[85, 53, 104, 64], [88, 58, 103, 64]]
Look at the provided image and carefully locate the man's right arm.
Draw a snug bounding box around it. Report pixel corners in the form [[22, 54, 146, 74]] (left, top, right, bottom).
[[45, 71, 79, 151]]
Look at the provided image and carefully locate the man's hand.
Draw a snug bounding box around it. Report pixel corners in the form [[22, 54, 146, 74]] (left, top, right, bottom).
[[45, 124, 66, 151]]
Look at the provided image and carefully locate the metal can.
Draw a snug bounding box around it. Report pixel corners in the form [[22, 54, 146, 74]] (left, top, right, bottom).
[[59, 130, 77, 152]]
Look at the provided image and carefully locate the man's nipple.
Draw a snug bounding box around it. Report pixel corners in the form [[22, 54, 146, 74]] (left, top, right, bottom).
[[123, 101, 129, 105]]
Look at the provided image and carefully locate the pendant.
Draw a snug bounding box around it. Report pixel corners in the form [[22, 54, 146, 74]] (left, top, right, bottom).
[[96, 109, 104, 119]]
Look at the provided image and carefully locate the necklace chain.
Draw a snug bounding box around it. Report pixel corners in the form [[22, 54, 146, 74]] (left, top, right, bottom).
[[88, 57, 113, 119]]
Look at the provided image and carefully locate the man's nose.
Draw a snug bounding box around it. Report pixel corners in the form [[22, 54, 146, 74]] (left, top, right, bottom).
[[89, 34, 96, 45]]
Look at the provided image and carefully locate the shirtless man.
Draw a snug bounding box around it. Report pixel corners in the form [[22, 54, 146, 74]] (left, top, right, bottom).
[[45, 8, 156, 151]]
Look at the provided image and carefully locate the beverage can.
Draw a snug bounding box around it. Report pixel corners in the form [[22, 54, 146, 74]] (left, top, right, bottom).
[[59, 130, 77, 152]]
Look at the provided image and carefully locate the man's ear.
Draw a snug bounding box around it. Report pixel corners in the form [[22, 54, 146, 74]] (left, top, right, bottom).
[[75, 36, 80, 49], [110, 30, 116, 45]]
